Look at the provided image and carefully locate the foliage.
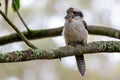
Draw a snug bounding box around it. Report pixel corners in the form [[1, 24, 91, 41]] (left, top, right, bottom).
[[12, 0, 20, 11]]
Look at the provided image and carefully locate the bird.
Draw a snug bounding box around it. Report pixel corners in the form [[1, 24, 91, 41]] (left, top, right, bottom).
[[62, 7, 88, 76]]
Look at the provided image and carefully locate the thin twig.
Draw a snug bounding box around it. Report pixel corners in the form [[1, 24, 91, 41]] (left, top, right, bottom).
[[12, 0, 30, 32], [0, 10, 37, 49], [5, 0, 8, 15]]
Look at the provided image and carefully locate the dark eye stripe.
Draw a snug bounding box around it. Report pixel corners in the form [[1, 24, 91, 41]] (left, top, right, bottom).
[[73, 11, 83, 17]]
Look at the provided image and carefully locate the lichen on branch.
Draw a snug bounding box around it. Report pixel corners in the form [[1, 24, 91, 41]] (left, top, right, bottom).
[[0, 41, 120, 63]]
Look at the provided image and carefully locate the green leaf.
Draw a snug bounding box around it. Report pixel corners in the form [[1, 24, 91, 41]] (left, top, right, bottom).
[[12, 0, 20, 11]]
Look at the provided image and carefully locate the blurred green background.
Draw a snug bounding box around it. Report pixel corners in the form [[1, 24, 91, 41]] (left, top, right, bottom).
[[0, 0, 120, 80]]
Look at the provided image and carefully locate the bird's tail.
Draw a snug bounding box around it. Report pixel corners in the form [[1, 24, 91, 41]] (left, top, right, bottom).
[[75, 54, 86, 76]]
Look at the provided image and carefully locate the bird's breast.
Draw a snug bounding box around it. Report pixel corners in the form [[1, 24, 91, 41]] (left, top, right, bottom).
[[63, 20, 88, 44]]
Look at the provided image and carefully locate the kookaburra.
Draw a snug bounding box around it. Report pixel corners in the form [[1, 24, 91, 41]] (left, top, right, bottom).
[[62, 7, 88, 76]]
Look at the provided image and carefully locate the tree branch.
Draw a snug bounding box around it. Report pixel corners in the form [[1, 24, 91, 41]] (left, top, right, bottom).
[[0, 41, 120, 63], [0, 27, 62, 45], [88, 25, 120, 38], [0, 26, 120, 45]]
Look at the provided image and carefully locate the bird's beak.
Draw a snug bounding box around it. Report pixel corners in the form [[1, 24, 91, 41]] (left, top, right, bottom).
[[64, 14, 74, 20]]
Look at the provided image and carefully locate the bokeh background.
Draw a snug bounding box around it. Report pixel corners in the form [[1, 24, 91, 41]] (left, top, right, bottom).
[[0, 0, 120, 80]]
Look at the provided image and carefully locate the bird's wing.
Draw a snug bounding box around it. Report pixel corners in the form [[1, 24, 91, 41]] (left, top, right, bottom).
[[82, 20, 88, 30]]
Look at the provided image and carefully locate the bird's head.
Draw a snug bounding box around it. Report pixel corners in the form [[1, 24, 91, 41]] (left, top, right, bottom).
[[65, 7, 84, 21]]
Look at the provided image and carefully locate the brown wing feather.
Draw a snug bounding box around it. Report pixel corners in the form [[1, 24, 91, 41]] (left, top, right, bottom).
[[82, 20, 88, 30]]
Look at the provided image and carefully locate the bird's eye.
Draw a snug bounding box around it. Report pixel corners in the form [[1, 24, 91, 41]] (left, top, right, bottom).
[[73, 11, 83, 18], [73, 11, 77, 14]]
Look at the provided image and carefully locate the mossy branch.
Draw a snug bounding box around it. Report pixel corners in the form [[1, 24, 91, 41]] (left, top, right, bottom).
[[0, 41, 120, 63], [0, 26, 120, 45]]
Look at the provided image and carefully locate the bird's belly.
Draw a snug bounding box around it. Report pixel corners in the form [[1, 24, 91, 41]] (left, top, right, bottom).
[[64, 28, 83, 43]]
